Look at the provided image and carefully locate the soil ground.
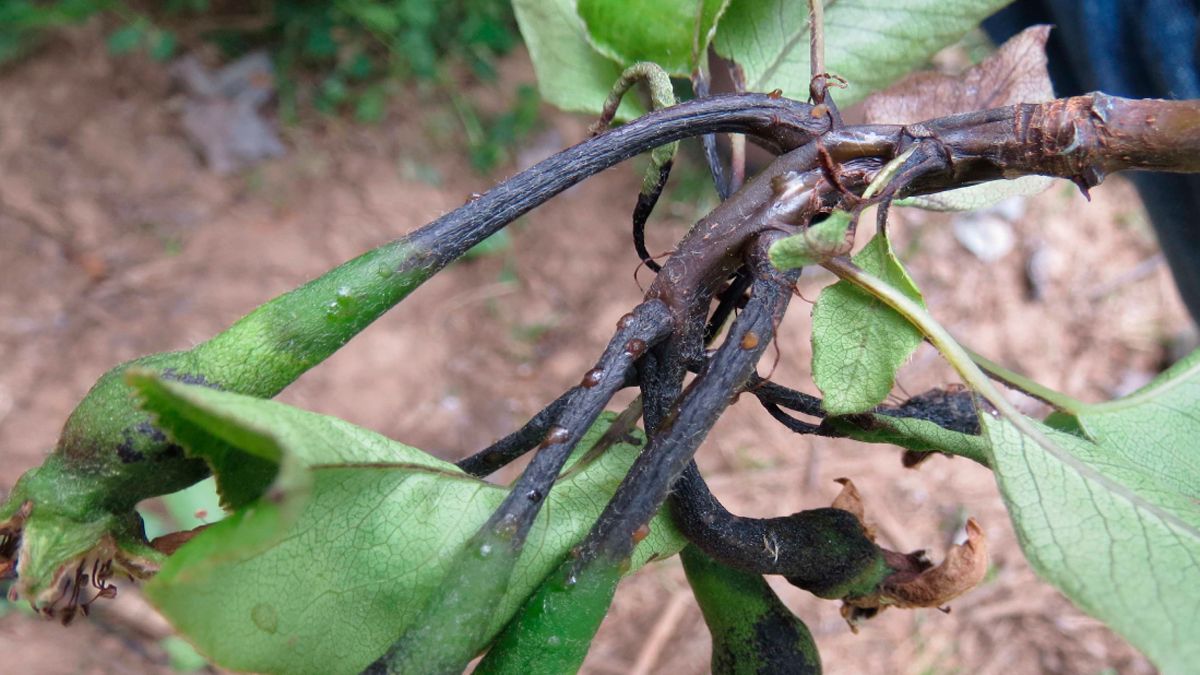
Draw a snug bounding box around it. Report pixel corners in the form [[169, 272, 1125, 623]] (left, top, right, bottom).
[[0, 25, 1191, 675]]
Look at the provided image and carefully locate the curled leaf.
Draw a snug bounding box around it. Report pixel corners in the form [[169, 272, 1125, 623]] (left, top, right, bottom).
[[880, 518, 988, 609], [844, 517, 988, 625], [830, 478, 865, 523], [830, 477, 876, 543]]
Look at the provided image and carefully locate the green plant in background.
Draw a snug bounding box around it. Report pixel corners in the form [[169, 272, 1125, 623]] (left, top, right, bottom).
[[260, 0, 517, 121], [2, 0, 532, 172], [3, 1, 1199, 674], [0, 0, 110, 63]]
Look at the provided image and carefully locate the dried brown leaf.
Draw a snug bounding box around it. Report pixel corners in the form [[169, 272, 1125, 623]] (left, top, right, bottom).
[[830, 477, 865, 520], [841, 518, 988, 633], [150, 524, 212, 556], [861, 26, 1053, 125], [882, 518, 989, 609], [830, 477, 876, 542]]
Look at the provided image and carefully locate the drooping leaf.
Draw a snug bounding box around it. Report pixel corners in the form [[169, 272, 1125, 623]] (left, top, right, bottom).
[[860, 26, 1058, 210], [825, 385, 989, 465], [713, 0, 1013, 106], [136, 378, 684, 675], [577, 0, 731, 76], [981, 352, 1200, 673], [810, 234, 925, 415], [132, 372, 447, 510], [512, 0, 643, 118]]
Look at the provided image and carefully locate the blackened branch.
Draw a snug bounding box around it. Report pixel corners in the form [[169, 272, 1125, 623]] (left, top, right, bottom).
[[632, 160, 673, 273], [747, 377, 825, 417], [692, 71, 733, 201], [703, 268, 755, 344], [669, 463, 881, 597], [477, 299, 673, 547], [576, 235, 798, 569], [760, 401, 825, 436]]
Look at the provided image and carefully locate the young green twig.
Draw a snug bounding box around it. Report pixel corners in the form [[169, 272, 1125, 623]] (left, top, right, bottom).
[[591, 62, 681, 272]]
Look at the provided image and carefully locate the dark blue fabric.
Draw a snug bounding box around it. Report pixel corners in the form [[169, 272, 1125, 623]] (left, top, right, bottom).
[[985, 0, 1200, 321]]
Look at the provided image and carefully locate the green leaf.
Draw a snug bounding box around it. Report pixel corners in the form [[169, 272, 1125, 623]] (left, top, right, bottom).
[[768, 211, 852, 269], [512, 0, 643, 118], [810, 234, 925, 415], [577, 0, 731, 76], [1074, 350, 1200, 498], [982, 350, 1200, 674], [138, 380, 684, 675], [106, 23, 144, 55], [899, 175, 1054, 211], [149, 30, 177, 62], [828, 411, 989, 465], [712, 0, 1013, 106], [160, 635, 208, 672], [354, 85, 388, 123]]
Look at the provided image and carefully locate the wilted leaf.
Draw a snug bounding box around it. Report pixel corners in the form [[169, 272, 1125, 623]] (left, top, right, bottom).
[[713, 0, 1013, 107], [982, 349, 1200, 673], [861, 25, 1053, 123], [879, 518, 988, 608], [860, 26, 1058, 210], [810, 234, 925, 415], [823, 479, 985, 628], [133, 372, 446, 508], [513, 0, 643, 118], [135, 378, 684, 675], [828, 385, 989, 466], [578, 0, 731, 76], [830, 478, 867, 529]]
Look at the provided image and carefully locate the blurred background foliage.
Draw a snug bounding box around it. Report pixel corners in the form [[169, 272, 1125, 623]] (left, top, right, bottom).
[[0, 0, 532, 172]]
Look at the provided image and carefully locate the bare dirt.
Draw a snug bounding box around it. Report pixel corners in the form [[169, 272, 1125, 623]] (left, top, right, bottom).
[[0, 26, 1191, 675]]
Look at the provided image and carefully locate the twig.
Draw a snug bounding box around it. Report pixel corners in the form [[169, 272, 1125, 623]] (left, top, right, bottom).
[[457, 389, 574, 477], [578, 234, 798, 569], [808, 0, 826, 94], [479, 299, 672, 547], [692, 68, 732, 201], [669, 462, 881, 594]]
